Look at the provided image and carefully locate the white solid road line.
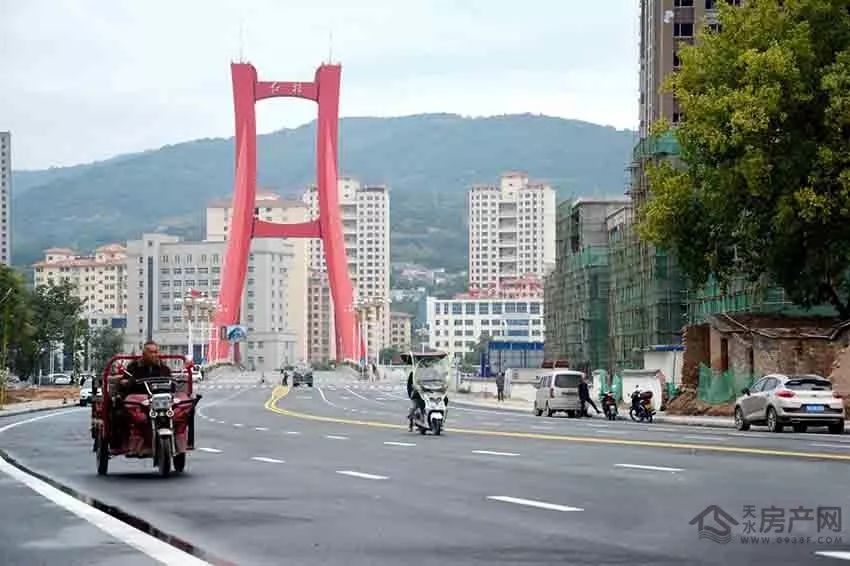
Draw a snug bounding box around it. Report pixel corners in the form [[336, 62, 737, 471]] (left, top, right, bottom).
[[815, 551, 850, 561], [472, 450, 520, 457], [325, 435, 349, 440], [197, 447, 222, 454], [683, 435, 724, 441], [615, 464, 684, 473], [316, 386, 343, 409], [336, 470, 388, 480], [255, 427, 269, 431], [344, 387, 379, 404], [0, 412, 211, 566], [251, 457, 285, 464], [384, 441, 416, 447], [652, 427, 678, 432], [487, 496, 583, 512]]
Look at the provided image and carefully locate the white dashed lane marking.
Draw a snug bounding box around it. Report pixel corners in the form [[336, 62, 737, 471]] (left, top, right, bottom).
[[487, 496, 583, 512], [251, 457, 285, 464], [336, 470, 388, 481]]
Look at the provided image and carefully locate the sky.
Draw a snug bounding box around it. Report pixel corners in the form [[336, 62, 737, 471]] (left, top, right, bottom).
[[0, 0, 639, 170]]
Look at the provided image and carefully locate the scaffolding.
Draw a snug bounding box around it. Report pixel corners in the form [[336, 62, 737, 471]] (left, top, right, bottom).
[[562, 245, 610, 372], [548, 199, 625, 372], [686, 276, 836, 323], [608, 133, 687, 374]]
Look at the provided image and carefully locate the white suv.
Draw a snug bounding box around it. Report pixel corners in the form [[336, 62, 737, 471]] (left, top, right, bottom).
[[734, 374, 845, 433]]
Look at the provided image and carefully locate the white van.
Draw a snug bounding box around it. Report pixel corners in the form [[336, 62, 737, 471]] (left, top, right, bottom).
[[534, 370, 584, 417]]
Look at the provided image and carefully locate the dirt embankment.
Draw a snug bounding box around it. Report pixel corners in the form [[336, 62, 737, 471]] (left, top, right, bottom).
[[665, 389, 734, 416], [3, 387, 76, 404]]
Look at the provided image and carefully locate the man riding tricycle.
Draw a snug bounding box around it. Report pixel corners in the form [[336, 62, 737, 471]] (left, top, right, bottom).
[[90, 341, 203, 477]]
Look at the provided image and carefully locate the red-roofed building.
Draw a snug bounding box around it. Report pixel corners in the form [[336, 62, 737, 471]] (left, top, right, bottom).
[[33, 244, 128, 322]]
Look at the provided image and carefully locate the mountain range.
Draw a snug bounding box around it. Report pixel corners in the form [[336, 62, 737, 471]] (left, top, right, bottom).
[[12, 113, 635, 271]]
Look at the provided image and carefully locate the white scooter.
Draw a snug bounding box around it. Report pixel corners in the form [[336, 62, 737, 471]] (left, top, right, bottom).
[[403, 351, 450, 436], [412, 392, 448, 435]]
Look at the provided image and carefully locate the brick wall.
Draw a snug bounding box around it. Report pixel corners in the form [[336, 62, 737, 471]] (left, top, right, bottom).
[[709, 327, 724, 370], [682, 324, 709, 389], [727, 333, 754, 376], [753, 335, 845, 377]]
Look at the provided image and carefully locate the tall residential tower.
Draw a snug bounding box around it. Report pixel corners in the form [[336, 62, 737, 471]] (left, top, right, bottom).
[[467, 172, 555, 296], [0, 132, 11, 265], [303, 178, 391, 363]]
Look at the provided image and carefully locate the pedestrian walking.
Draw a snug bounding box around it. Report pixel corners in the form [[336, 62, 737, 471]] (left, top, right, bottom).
[[495, 372, 505, 402], [579, 376, 601, 417]]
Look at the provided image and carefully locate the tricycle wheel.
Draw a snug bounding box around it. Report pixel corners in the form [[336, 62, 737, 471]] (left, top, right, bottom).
[[96, 436, 109, 476], [157, 437, 172, 478], [173, 453, 186, 473]]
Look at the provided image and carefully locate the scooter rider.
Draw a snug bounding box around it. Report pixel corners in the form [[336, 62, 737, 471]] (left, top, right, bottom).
[[407, 370, 425, 431]]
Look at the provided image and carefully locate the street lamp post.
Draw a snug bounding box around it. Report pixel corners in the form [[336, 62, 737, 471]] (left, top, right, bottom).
[[175, 290, 215, 365]]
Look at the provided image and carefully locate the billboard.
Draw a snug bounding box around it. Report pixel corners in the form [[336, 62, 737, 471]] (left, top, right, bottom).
[[221, 325, 248, 343]]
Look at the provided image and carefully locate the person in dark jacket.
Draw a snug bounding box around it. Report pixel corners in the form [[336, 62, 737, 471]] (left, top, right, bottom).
[[495, 372, 506, 402], [113, 341, 172, 445], [120, 341, 172, 395], [579, 376, 600, 417], [407, 371, 425, 431]]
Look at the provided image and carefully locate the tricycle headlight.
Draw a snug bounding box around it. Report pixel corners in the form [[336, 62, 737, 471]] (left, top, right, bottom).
[[151, 393, 172, 411]]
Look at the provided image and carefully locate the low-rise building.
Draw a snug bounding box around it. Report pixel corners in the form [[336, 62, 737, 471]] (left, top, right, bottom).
[[426, 296, 545, 362]]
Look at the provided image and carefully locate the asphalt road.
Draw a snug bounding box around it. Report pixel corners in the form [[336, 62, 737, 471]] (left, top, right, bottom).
[[3, 370, 850, 565]]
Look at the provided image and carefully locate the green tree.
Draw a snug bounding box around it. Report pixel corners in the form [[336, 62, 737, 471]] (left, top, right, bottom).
[[0, 267, 35, 403], [28, 280, 84, 375], [89, 326, 125, 373], [641, 0, 850, 317]]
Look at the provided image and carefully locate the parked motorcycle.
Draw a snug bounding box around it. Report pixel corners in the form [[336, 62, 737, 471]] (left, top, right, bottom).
[[602, 391, 618, 420], [629, 388, 655, 423]]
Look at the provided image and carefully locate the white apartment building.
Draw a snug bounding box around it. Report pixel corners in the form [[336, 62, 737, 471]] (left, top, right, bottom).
[[468, 172, 556, 293], [33, 244, 128, 326], [206, 191, 309, 362], [303, 177, 390, 360], [426, 296, 545, 362], [124, 234, 296, 372], [0, 132, 11, 265]]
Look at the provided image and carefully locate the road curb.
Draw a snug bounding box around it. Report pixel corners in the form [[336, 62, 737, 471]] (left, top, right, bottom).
[[452, 397, 742, 428], [0, 402, 75, 419], [0, 412, 233, 565]]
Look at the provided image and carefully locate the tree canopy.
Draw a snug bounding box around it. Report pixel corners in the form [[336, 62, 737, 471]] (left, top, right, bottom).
[[640, 0, 850, 318], [0, 269, 88, 378]]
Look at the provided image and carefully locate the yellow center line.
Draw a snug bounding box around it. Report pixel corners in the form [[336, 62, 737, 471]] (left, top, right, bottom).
[[263, 388, 850, 462]]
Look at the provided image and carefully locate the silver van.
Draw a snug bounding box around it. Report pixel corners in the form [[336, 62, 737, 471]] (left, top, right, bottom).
[[534, 370, 584, 417]]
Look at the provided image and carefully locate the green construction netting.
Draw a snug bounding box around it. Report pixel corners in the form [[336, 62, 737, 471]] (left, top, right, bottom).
[[697, 364, 754, 404]]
